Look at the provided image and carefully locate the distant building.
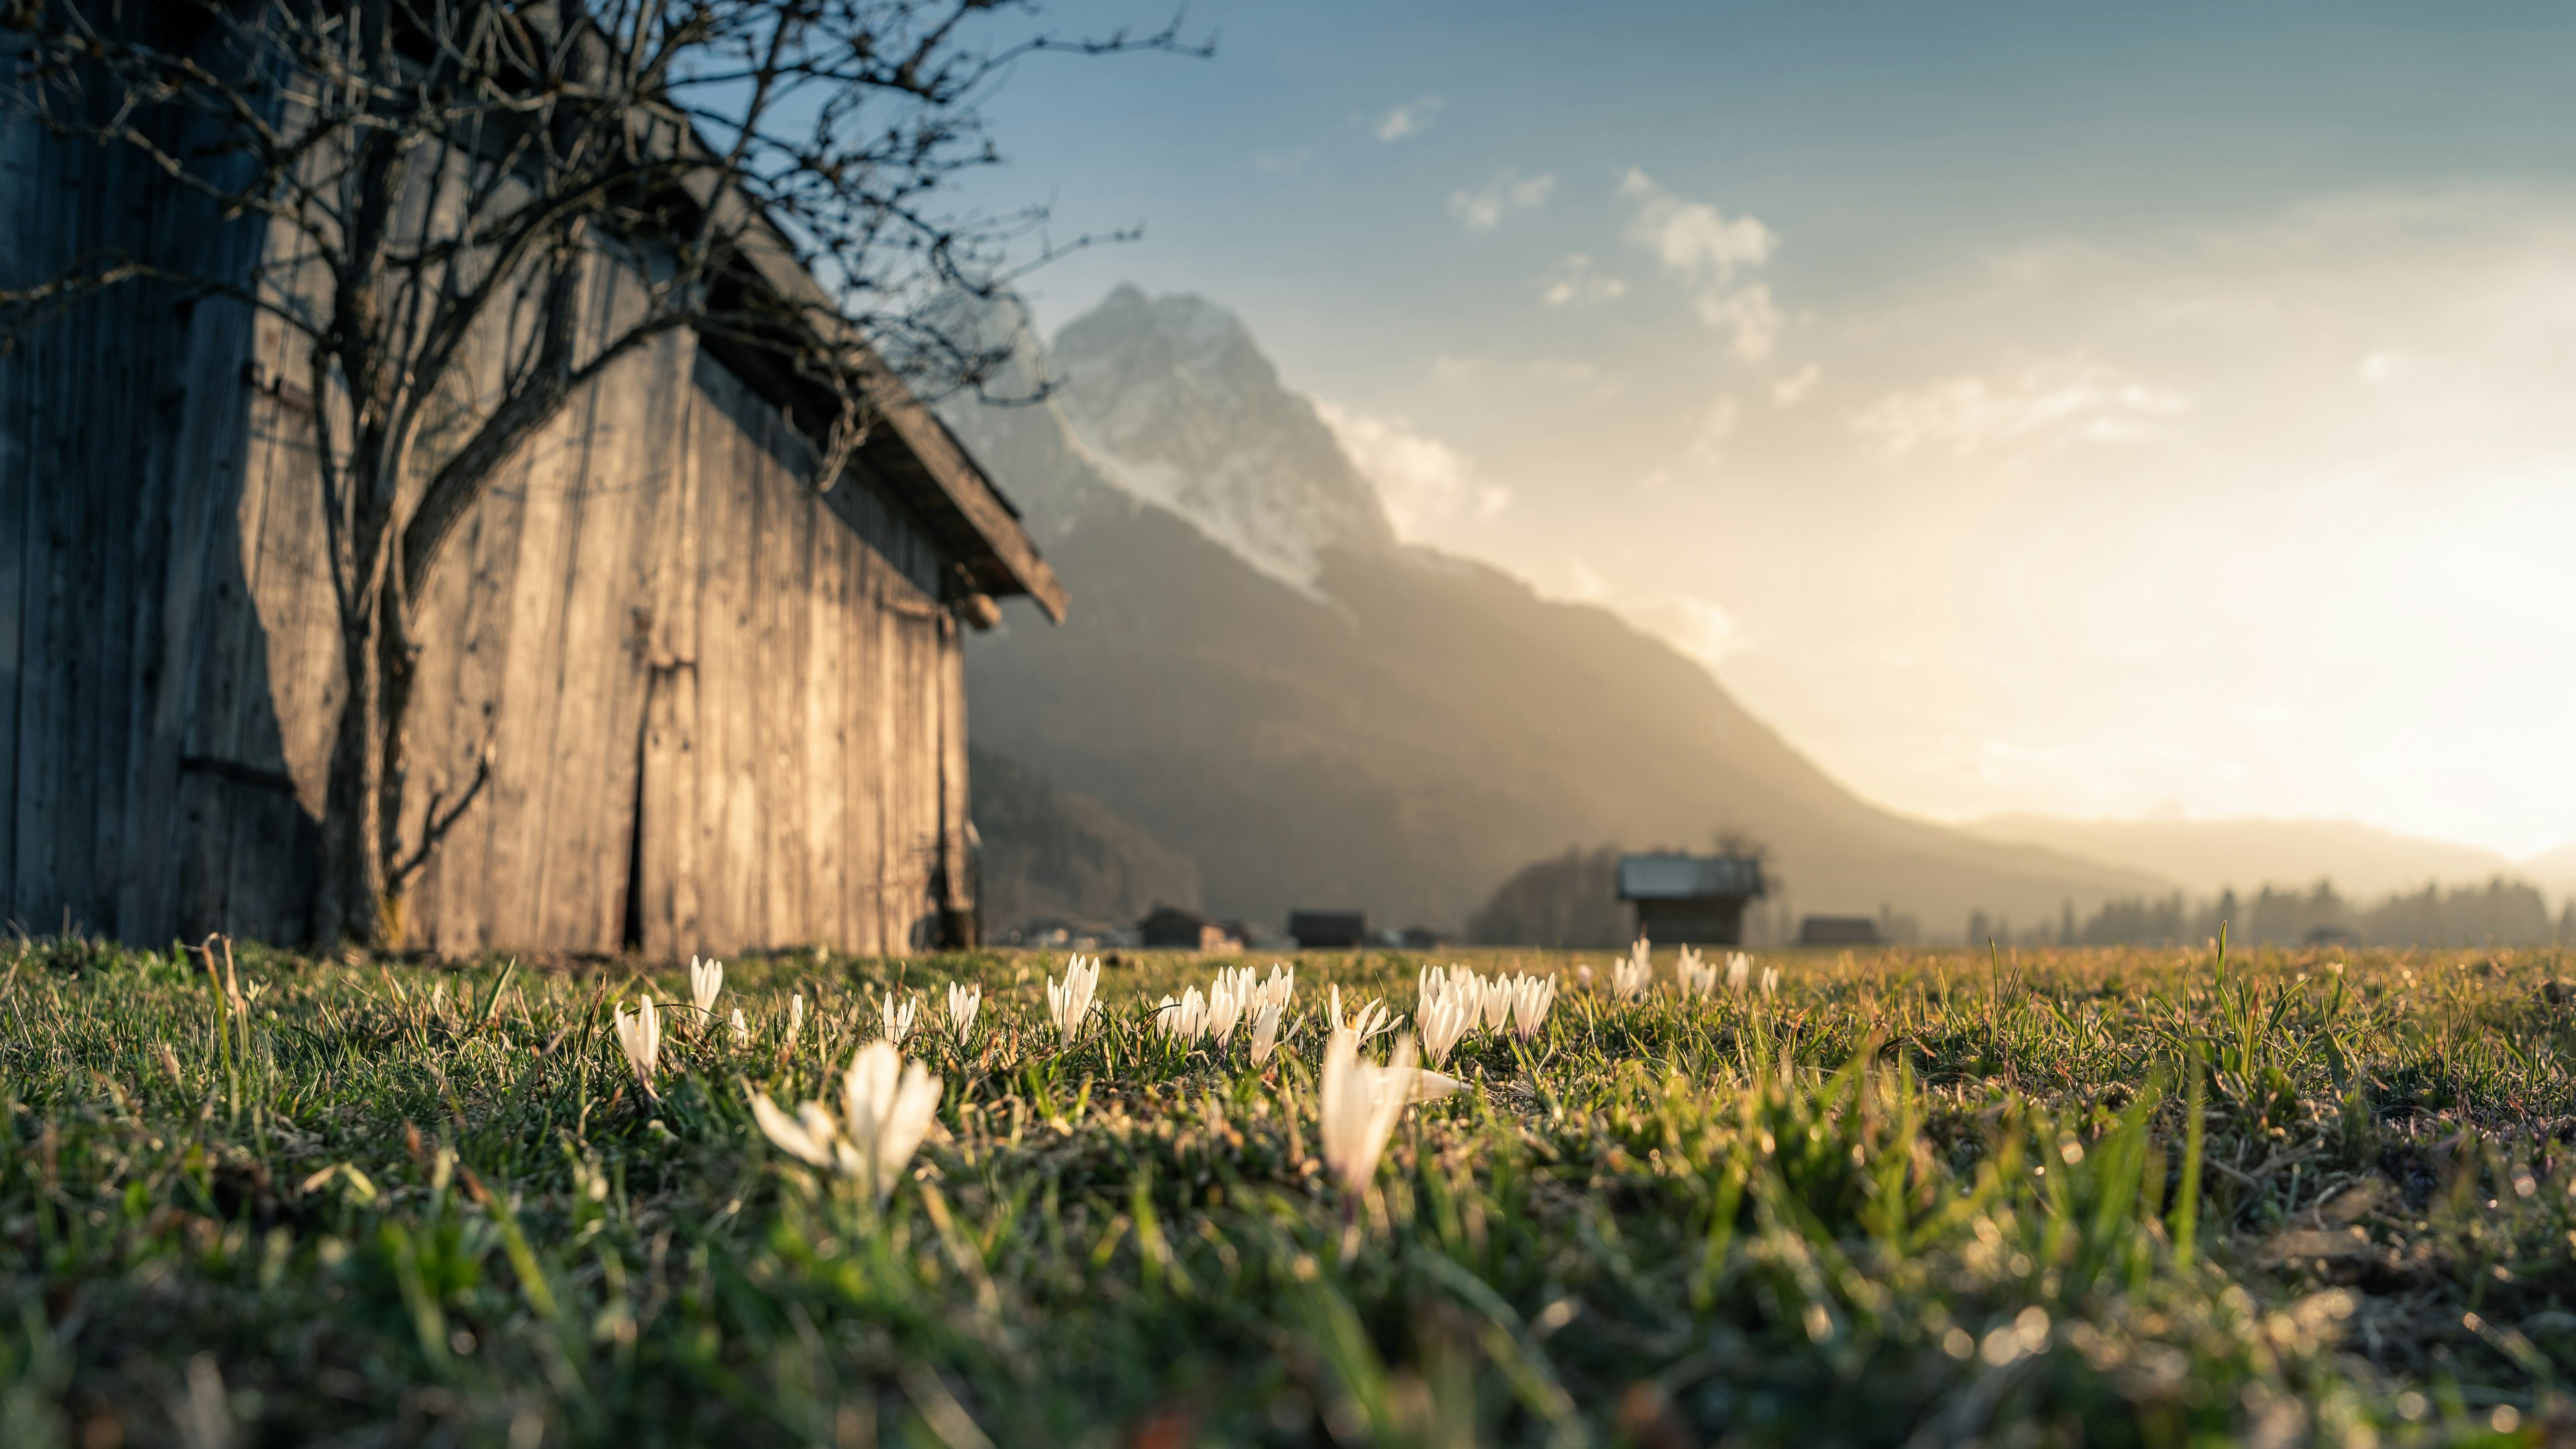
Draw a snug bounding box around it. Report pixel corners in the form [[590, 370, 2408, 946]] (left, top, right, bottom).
[[1617, 853, 1766, 946], [1137, 905, 1244, 952], [1288, 910, 1368, 949], [1797, 915, 1881, 947]]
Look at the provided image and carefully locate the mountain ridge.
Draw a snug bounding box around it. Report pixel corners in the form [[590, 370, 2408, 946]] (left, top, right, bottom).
[[1048, 284, 1395, 592], [951, 287, 2169, 938], [1962, 813, 2557, 902]]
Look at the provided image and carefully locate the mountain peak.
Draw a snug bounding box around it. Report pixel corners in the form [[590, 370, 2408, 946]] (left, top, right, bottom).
[[1049, 285, 1395, 590]]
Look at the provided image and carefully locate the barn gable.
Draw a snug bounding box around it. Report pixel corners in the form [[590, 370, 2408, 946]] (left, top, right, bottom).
[[1, 108, 1058, 956]]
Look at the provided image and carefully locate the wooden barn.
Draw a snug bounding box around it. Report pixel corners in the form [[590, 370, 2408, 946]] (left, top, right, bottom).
[[1616, 852, 1766, 947], [0, 107, 1065, 957]]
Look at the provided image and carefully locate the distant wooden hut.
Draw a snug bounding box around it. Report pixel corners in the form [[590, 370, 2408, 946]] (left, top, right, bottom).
[[0, 111, 1064, 957], [1616, 853, 1766, 946], [1288, 910, 1367, 950], [1796, 915, 1881, 947], [1138, 905, 1242, 952]]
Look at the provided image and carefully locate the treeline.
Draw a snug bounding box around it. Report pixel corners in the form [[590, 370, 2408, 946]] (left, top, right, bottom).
[[1466, 846, 1631, 949], [1971, 877, 2570, 949]]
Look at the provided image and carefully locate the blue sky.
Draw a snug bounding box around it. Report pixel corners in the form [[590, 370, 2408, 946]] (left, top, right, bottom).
[[946, 2, 2576, 860]]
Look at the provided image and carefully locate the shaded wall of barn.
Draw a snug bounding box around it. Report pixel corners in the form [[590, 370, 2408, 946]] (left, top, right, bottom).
[[1, 113, 971, 955], [0, 79, 309, 945]]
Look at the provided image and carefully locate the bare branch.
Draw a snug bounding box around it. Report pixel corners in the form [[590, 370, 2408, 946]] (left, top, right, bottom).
[[388, 740, 494, 892], [3, 0, 1205, 943]]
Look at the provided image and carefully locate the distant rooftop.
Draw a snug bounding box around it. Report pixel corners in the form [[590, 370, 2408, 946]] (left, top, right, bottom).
[[1617, 853, 1766, 901]]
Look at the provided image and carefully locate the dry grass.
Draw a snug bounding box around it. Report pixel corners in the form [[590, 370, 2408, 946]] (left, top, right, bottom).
[[2, 936, 2571, 1446]]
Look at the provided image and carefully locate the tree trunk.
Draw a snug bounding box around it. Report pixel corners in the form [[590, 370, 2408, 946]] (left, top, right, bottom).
[[315, 575, 388, 947], [374, 565, 419, 945]]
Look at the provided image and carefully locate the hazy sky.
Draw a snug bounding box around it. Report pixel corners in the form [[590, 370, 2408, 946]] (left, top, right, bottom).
[[955, 1, 2576, 859]]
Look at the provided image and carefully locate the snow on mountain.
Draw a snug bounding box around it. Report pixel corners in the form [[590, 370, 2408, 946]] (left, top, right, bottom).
[[944, 282, 2165, 934], [1046, 286, 1395, 591]]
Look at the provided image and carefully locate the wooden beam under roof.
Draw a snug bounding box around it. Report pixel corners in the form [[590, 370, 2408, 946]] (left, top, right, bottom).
[[697, 182, 1067, 623]]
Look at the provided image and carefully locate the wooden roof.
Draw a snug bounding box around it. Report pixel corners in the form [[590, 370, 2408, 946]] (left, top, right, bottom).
[[1617, 853, 1766, 902], [683, 162, 1068, 623]]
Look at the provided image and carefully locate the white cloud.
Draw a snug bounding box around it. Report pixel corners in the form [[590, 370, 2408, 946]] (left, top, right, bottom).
[[1853, 356, 2187, 458], [1429, 354, 1623, 402], [1621, 593, 1749, 669], [1314, 400, 1510, 540], [1449, 169, 1556, 231], [1619, 168, 1776, 282], [1549, 566, 1750, 668], [1372, 95, 1445, 142], [1617, 168, 1784, 361], [1693, 284, 1782, 363], [1539, 253, 1629, 307], [1770, 363, 1823, 408], [1564, 557, 1609, 602], [1688, 395, 1741, 462]]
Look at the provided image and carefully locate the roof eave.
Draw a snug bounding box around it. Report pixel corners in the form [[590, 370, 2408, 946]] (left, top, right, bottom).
[[686, 173, 1067, 622]]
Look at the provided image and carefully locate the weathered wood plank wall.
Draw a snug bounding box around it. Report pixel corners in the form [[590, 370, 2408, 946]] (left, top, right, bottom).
[[0, 87, 292, 945], [3, 113, 974, 955], [617, 352, 955, 958], [244, 270, 965, 957]]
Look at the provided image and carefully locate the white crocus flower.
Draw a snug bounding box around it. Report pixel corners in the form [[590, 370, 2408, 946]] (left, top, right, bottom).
[[1411, 1066, 1468, 1104], [785, 993, 805, 1053], [944, 983, 981, 1047], [749, 1040, 943, 1202], [1204, 970, 1249, 1044], [1415, 987, 1475, 1069], [730, 1007, 750, 1049], [1419, 963, 1472, 1007], [1479, 974, 1515, 1032], [1506, 973, 1558, 1040], [1760, 963, 1780, 997], [1248, 1001, 1285, 1065], [1676, 945, 1718, 998], [690, 955, 724, 1019], [613, 995, 661, 1095], [1419, 964, 1503, 1038], [1156, 987, 1211, 1042], [1725, 952, 1751, 994], [880, 990, 919, 1046], [839, 1040, 943, 1201], [1257, 963, 1297, 1014], [749, 1094, 848, 1174], [1328, 983, 1403, 1044], [1612, 938, 1654, 1000], [1048, 954, 1102, 1046], [1318, 1030, 1431, 1193], [1214, 964, 1260, 1021]]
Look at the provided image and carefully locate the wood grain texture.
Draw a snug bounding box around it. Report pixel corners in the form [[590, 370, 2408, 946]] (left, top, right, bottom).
[[393, 339, 961, 958], [1, 95, 275, 942], [3, 102, 992, 956]]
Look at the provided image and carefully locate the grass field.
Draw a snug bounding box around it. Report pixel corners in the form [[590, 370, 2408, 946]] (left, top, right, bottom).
[[3, 937, 2573, 1447]]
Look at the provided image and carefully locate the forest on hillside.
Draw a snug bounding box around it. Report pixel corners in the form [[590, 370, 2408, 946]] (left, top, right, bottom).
[[1978, 877, 2567, 949], [1466, 844, 2569, 951]]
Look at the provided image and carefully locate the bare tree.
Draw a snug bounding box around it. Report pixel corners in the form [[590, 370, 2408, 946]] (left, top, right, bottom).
[[2, 0, 1193, 945]]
